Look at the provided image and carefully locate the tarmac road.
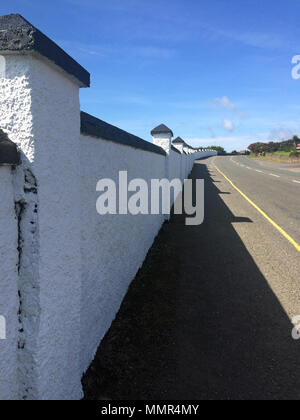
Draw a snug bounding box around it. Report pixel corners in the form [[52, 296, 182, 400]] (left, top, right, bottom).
[[215, 155, 300, 245], [175, 156, 300, 399], [83, 156, 300, 400]]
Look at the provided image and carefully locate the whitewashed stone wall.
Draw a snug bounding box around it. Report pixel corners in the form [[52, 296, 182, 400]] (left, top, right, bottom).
[[169, 150, 182, 184], [0, 167, 19, 400], [79, 136, 214, 375], [0, 33, 217, 401], [0, 54, 82, 400], [80, 135, 166, 373]]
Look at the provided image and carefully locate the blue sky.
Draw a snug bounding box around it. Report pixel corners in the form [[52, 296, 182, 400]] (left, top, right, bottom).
[[1, 0, 300, 151]]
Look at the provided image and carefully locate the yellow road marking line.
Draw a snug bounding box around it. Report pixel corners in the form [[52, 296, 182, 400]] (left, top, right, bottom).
[[214, 163, 300, 252]]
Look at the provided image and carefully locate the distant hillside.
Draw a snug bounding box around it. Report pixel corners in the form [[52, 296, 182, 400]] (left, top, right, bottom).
[[248, 136, 300, 155]]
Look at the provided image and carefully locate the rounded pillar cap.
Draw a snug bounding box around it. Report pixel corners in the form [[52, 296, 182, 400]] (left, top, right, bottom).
[[173, 137, 185, 144], [151, 124, 173, 137]]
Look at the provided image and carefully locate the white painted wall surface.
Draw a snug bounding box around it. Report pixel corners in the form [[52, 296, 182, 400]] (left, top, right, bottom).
[[0, 52, 217, 401], [79, 141, 215, 376], [80, 134, 165, 373], [29, 56, 82, 401], [152, 133, 172, 155], [0, 54, 34, 400], [169, 150, 181, 183], [0, 167, 19, 400], [0, 54, 82, 400]]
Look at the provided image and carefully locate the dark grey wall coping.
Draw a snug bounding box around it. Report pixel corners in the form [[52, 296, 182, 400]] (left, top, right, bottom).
[[0, 14, 90, 88], [81, 112, 166, 156], [151, 124, 174, 137], [171, 145, 181, 155], [0, 129, 20, 165], [173, 137, 185, 144]]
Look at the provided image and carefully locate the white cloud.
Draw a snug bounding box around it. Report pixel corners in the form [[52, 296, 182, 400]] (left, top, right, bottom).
[[215, 96, 237, 112], [223, 119, 234, 132], [268, 128, 297, 141], [58, 40, 177, 60], [214, 96, 246, 119], [185, 127, 300, 153], [215, 28, 286, 50]]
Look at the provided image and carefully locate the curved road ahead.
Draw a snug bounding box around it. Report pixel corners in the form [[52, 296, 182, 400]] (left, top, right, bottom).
[[214, 155, 300, 246]]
